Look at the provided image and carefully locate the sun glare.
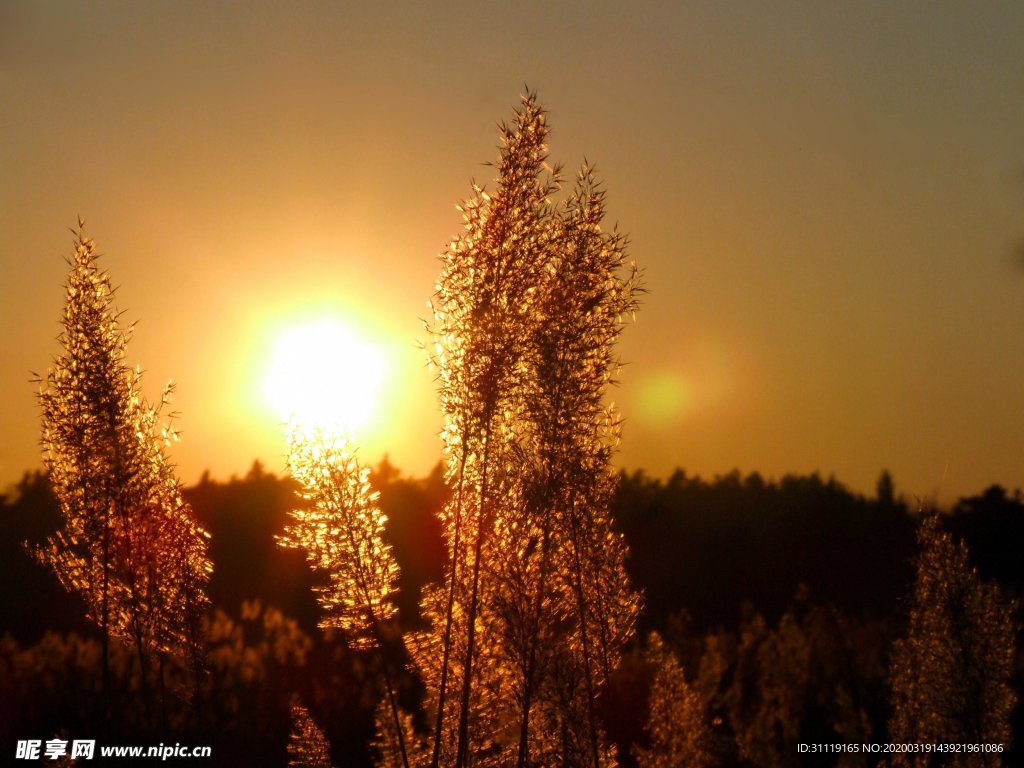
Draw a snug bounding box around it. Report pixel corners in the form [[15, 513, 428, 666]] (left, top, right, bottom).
[[262, 318, 387, 435]]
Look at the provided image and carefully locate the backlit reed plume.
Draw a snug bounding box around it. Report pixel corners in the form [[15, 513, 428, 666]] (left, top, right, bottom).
[[422, 91, 557, 768], [279, 425, 409, 767], [633, 633, 712, 768], [504, 163, 640, 768], [888, 514, 1017, 766], [288, 699, 334, 768], [36, 223, 211, 726], [421, 93, 640, 768]]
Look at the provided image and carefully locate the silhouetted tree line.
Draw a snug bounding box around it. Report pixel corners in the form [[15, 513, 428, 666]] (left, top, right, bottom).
[[18, 465, 1011, 647], [612, 469, 918, 631]]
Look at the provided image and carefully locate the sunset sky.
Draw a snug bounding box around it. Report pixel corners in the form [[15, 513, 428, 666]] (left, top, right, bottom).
[[3, 1, 1023, 503]]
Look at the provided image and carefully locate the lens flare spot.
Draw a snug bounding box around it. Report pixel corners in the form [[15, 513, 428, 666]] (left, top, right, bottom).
[[635, 373, 692, 426]]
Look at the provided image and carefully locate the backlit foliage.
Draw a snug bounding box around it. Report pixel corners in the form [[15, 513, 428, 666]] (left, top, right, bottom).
[[725, 611, 814, 768], [279, 425, 410, 767], [421, 92, 640, 767], [512, 165, 640, 767], [634, 633, 711, 768], [275, 93, 639, 767], [280, 426, 398, 647], [288, 699, 334, 768], [36, 225, 211, 716], [422, 91, 559, 768], [373, 696, 426, 768], [889, 514, 1017, 766], [695, 597, 880, 768]]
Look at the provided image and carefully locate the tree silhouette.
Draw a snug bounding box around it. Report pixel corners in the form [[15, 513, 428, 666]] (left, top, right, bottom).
[[889, 514, 1017, 767], [35, 224, 211, 726]]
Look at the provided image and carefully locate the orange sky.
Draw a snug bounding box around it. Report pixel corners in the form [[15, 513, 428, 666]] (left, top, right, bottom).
[[3, 2, 1024, 503]]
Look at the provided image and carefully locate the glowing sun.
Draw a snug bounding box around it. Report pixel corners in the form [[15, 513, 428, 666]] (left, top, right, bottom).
[[262, 318, 387, 434]]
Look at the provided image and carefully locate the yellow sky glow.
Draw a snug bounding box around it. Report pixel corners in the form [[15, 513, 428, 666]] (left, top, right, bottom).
[[262, 317, 388, 437], [3, 3, 1024, 501]]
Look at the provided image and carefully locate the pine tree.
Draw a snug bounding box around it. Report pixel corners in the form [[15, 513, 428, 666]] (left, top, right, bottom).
[[35, 223, 211, 725], [889, 514, 1017, 767]]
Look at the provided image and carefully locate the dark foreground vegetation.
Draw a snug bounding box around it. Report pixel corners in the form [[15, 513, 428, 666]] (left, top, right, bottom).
[[2, 465, 1021, 766]]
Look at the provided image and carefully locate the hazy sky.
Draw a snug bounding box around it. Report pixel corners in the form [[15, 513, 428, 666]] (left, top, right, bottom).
[[3, 1, 1023, 502]]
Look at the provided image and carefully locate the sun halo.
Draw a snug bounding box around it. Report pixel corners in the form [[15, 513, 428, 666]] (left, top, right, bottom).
[[262, 317, 386, 436]]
